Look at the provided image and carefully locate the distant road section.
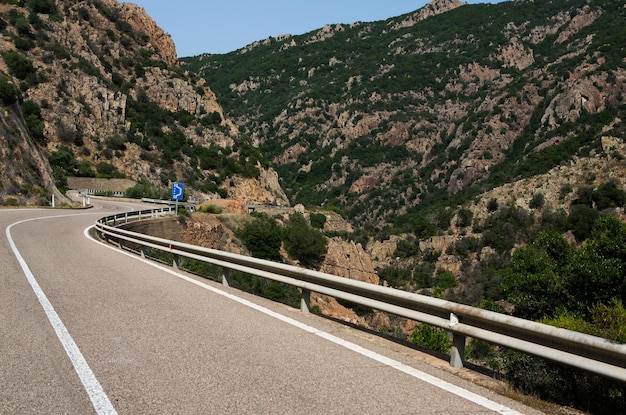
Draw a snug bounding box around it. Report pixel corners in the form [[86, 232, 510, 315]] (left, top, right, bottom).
[[1, 201, 544, 414]]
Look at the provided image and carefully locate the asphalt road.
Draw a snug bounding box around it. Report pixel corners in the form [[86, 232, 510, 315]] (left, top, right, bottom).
[[1, 199, 546, 414]]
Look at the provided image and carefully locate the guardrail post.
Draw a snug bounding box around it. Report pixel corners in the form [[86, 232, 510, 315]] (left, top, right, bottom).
[[173, 254, 181, 270], [301, 288, 311, 313], [140, 246, 146, 259], [450, 332, 466, 368], [222, 268, 230, 287]]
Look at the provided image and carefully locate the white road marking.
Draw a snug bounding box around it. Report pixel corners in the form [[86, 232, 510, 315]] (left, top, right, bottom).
[[7, 217, 117, 415], [87, 226, 525, 415]]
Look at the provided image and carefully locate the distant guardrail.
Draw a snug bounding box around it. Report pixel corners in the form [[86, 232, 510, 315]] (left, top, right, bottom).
[[141, 198, 197, 211], [94, 208, 626, 382]]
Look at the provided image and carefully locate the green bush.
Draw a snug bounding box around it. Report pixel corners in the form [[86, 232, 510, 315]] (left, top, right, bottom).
[[456, 208, 473, 227], [409, 324, 451, 354], [499, 241, 569, 320], [393, 236, 419, 258], [197, 204, 222, 214], [378, 265, 412, 287], [567, 204, 600, 242], [503, 350, 625, 414], [124, 180, 166, 199], [283, 213, 328, 269], [434, 268, 457, 291], [26, 0, 57, 14], [21, 100, 44, 140], [0, 75, 18, 105], [529, 192, 545, 209], [95, 162, 120, 178], [487, 198, 499, 212], [309, 212, 327, 229], [236, 213, 282, 261], [3, 50, 36, 80], [592, 180, 626, 210]]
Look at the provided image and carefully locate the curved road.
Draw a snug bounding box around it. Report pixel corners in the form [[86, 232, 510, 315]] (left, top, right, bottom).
[[1, 199, 545, 414]]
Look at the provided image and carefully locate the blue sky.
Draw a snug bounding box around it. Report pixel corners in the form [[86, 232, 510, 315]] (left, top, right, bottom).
[[126, 1, 506, 57]]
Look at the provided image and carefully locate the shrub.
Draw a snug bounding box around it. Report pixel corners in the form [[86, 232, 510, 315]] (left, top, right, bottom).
[[21, 100, 44, 140], [434, 268, 457, 291], [529, 192, 545, 209], [503, 350, 626, 414], [590, 299, 626, 343], [283, 213, 327, 269], [499, 242, 569, 320], [76, 161, 95, 177], [0, 75, 18, 105], [446, 236, 482, 257], [198, 204, 222, 214], [48, 146, 76, 173], [309, 212, 327, 229], [394, 236, 419, 258], [26, 0, 57, 14], [236, 213, 282, 261], [413, 262, 435, 288], [95, 162, 124, 178], [125, 180, 164, 199], [592, 180, 626, 210], [456, 208, 473, 227], [378, 265, 412, 287], [409, 324, 451, 354], [567, 204, 600, 242], [3, 50, 36, 80]]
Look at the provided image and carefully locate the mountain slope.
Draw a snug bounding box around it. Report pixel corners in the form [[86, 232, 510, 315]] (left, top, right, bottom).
[[183, 0, 626, 229], [0, 0, 287, 206]]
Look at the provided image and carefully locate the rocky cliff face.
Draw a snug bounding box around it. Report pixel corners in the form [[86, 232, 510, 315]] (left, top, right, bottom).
[[0, 0, 286, 205], [0, 99, 57, 205], [118, 2, 178, 67]]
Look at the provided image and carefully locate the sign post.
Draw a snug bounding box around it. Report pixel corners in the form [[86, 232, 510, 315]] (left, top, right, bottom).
[[172, 183, 184, 215]]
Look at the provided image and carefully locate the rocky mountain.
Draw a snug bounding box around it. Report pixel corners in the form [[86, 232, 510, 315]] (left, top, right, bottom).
[[0, 0, 287, 206], [183, 0, 625, 232]]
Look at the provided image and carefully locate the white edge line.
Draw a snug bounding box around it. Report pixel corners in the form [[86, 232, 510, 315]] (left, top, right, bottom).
[[7, 217, 117, 415], [86, 225, 525, 415]]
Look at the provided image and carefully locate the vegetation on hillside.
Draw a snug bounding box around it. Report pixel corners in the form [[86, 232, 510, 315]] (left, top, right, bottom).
[[0, 0, 270, 204], [184, 0, 626, 231]]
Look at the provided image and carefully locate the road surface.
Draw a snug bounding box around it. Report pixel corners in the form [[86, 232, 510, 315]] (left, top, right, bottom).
[[1, 199, 546, 414]]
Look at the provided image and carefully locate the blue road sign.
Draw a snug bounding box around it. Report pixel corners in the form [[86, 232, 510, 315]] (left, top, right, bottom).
[[172, 183, 184, 201]]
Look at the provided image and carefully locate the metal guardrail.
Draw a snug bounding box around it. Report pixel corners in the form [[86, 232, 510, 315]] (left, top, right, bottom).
[[140, 198, 197, 211], [94, 208, 626, 382]]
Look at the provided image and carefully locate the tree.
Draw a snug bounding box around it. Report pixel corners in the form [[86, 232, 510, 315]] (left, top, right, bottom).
[[567, 215, 626, 313], [487, 198, 499, 212], [237, 213, 282, 261], [21, 100, 44, 140], [456, 208, 473, 228], [26, 0, 57, 14], [283, 213, 327, 269], [592, 180, 626, 210], [0, 75, 18, 105], [309, 212, 327, 229], [567, 204, 600, 242], [499, 241, 569, 320]]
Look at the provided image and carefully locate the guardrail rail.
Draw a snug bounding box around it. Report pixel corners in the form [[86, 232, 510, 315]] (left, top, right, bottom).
[[94, 208, 626, 382]]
